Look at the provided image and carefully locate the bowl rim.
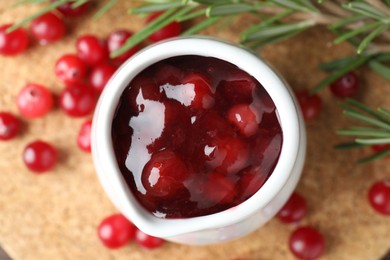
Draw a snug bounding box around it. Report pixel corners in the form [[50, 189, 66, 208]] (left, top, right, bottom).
[[92, 36, 303, 237]]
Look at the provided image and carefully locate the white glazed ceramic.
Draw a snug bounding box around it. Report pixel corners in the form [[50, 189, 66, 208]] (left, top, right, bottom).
[[91, 37, 306, 245]]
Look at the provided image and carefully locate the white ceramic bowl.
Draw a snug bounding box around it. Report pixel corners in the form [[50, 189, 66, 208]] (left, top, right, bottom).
[[92, 37, 306, 245]]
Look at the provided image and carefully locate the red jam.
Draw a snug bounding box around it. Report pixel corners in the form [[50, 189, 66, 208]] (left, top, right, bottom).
[[111, 56, 282, 218]]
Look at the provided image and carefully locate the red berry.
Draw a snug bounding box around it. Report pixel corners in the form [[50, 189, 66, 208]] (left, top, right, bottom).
[[107, 29, 138, 63], [330, 72, 359, 98], [289, 226, 325, 260], [296, 89, 322, 121], [55, 0, 90, 17], [371, 144, 390, 153], [0, 24, 29, 56], [368, 180, 390, 215], [76, 35, 108, 65], [98, 214, 136, 249], [59, 84, 96, 117], [227, 104, 259, 137], [135, 229, 164, 250], [89, 64, 117, 93], [181, 73, 215, 109], [30, 12, 65, 45], [141, 150, 188, 198], [23, 140, 57, 173], [146, 12, 181, 42], [77, 119, 92, 152], [277, 192, 307, 223], [0, 112, 20, 141], [17, 83, 54, 118], [55, 54, 87, 84]]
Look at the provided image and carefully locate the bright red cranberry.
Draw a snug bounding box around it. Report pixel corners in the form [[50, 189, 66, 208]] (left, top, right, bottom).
[[55, 0, 90, 17], [77, 119, 92, 152], [135, 229, 164, 250], [146, 12, 181, 42], [0, 24, 29, 56], [182, 73, 215, 109], [330, 72, 359, 98], [368, 180, 390, 215], [289, 226, 325, 260], [142, 150, 188, 198], [59, 84, 96, 117], [98, 213, 137, 249], [296, 89, 322, 121], [30, 12, 65, 45], [89, 64, 116, 93], [55, 54, 87, 84], [107, 29, 138, 63], [17, 83, 54, 118], [227, 104, 259, 137], [23, 140, 57, 173], [76, 35, 108, 65], [0, 112, 20, 141], [277, 192, 307, 224]]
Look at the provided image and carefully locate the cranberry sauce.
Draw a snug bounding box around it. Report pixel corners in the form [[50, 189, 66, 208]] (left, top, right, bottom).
[[111, 55, 283, 218]]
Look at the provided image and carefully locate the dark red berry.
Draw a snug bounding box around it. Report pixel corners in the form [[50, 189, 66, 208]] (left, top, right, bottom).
[[98, 214, 137, 249], [76, 35, 108, 65], [277, 192, 307, 223], [296, 89, 322, 121], [0, 112, 20, 141], [330, 72, 359, 98], [146, 12, 181, 42], [107, 29, 138, 64], [55, 54, 87, 84], [368, 180, 390, 215], [77, 119, 92, 152], [371, 144, 390, 153], [227, 104, 259, 137], [17, 83, 54, 118], [89, 64, 117, 93], [135, 229, 164, 250], [23, 140, 57, 173], [289, 226, 325, 260], [30, 12, 65, 45], [59, 83, 96, 117], [0, 24, 29, 56], [55, 0, 90, 17]]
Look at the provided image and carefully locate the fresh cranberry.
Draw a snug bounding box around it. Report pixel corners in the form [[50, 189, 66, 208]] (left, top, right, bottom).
[[23, 140, 57, 173], [89, 64, 116, 93], [368, 180, 390, 215], [142, 150, 188, 198], [135, 229, 164, 250], [146, 12, 181, 42], [330, 72, 359, 98], [55, 0, 90, 17], [227, 104, 259, 137], [0, 112, 20, 141], [55, 54, 87, 84], [289, 226, 325, 260], [277, 192, 307, 223], [0, 24, 29, 56], [296, 89, 322, 121], [371, 144, 390, 153], [97, 213, 136, 249], [107, 29, 138, 63], [181, 73, 215, 109], [59, 84, 96, 117], [77, 119, 92, 152], [30, 12, 65, 45], [17, 83, 54, 118], [76, 35, 108, 65]]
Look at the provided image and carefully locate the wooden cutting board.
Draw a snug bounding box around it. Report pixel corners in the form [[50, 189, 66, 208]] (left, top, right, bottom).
[[1, 1, 389, 259]]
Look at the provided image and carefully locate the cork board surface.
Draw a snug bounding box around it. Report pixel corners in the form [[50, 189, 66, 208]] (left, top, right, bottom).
[[1, 1, 390, 259]]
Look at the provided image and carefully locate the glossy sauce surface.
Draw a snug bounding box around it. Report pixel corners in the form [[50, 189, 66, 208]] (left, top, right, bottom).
[[112, 56, 282, 218]]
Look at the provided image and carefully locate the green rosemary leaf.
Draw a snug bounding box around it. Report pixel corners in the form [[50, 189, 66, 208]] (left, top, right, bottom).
[[311, 56, 369, 93], [329, 14, 366, 30], [345, 99, 390, 125], [373, 53, 390, 62], [368, 60, 390, 81], [334, 142, 366, 150], [245, 30, 302, 49], [93, 0, 118, 19], [358, 148, 390, 163], [378, 108, 390, 118], [319, 55, 360, 72], [358, 24, 389, 54], [337, 129, 390, 138], [344, 2, 388, 21], [72, 0, 89, 8], [194, 0, 231, 4], [271, 0, 317, 12], [182, 16, 221, 35], [130, 1, 184, 14], [344, 110, 390, 131], [177, 9, 206, 22], [356, 137, 390, 145], [207, 3, 255, 17], [334, 21, 382, 45]]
